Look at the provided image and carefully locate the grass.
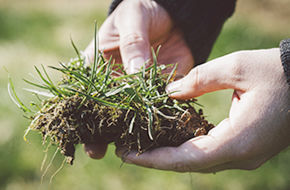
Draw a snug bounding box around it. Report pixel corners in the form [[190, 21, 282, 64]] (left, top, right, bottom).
[[10, 24, 210, 167], [0, 0, 290, 190]]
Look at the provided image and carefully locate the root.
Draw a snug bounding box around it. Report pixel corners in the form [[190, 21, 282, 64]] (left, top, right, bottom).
[[41, 148, 59, 184]]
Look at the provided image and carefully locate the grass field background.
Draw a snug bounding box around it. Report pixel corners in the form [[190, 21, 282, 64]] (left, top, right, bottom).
[[0, 0, 289, 189]]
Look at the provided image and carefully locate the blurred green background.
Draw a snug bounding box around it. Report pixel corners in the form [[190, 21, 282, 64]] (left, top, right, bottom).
[[0, 0, 289, 189]]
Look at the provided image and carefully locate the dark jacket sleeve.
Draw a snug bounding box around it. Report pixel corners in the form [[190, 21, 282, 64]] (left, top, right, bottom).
[[280, 39, 290, 85], [108, 0, 236, 66]]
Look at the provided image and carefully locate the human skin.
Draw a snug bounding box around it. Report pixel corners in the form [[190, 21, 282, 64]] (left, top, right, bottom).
[[84, 0, 290, 172], [84, 0, 193, 75], [117, 48, 290, 172], [84, 0, 194, 159]]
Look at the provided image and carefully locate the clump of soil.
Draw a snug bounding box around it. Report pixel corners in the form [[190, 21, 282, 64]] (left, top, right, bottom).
[[11, 47, 214, 165], [34, 94, 213, 165]]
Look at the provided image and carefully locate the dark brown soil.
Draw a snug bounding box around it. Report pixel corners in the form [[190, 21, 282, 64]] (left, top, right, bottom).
[[35, 95, 214, 165]]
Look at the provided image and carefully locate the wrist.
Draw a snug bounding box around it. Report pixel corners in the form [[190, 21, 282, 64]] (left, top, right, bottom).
[[279, 39, 290, 85]]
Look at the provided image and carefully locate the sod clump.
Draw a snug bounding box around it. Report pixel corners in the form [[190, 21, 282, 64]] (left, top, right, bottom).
[[9, 39, 214, 165]]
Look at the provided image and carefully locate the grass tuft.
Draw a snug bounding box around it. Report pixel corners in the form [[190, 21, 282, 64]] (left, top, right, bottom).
[[9, 25, 214, 166]]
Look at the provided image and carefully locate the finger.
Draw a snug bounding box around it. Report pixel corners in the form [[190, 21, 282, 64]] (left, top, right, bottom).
[[120, 119, 237, 172], [196, 162, 252, 173], [195, 161, 237, 173], [196, 156, 268, 173], [156, 29, 194, 77], [166, 52, 245, 99], [84, 142, 108, 159], [84, 14, 119, 64], [115, 2, 151, 74]]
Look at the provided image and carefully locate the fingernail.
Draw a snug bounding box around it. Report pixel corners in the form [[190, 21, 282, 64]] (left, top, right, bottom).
[[122, 152, 137, 164], [117, 149, 134, 164], [122, 157, 133, 164], [127, 57, 146, 74], [166, 80, 182, 94], [123, 157, 133, 164]]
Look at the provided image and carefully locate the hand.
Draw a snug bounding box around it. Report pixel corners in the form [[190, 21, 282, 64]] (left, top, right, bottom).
[[84, 0, 194, 159], [118, 48, 290, 172], [84, 0, 194, 75]]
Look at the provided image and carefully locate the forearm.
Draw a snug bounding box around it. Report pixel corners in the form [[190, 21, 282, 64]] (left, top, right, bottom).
[[109, 0, 237, 65]]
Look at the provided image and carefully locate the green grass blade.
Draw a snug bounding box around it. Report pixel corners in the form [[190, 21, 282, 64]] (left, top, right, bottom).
[[150, 93, 169, 101], [124, 87, 143, 105], [41, 65, 61, 92], [34, 66, 61, 96], [57, 62, 90, 83], [90, 21, 99, 85], [8, 76, 31, 113], [70, 37, 82, 63], [49, 65, 91, 89], [138, 73, 148, 92], [98, 58, 113, 93], [23, 79, 50, 90], [95, 58, 109, 76], [151, 47, 159, 86], [166, 63, 178, 85], [42, 65, 55, 85], [104, 84, 130, 97], [66, 88, 129, 109], [112, 72, 138, 82]]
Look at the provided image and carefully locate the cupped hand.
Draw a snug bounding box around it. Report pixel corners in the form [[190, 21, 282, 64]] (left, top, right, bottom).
[[84, 0, 194, 159], [117, 48, 290, 172]]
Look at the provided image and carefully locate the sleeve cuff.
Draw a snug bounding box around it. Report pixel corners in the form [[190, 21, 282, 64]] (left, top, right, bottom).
[[280, 39, 290, 85], [153, 0, 236, 65]]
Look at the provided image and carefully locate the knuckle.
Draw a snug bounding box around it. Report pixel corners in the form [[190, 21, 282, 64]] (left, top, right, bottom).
[[227, 51, 246, 83], [120, 33, 148, 49], [187, 66, 201, 92]]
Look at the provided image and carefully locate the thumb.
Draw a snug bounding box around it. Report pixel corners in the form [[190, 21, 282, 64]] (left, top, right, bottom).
[[166, 53, 243, 99], [115, 3, 151, 74], [120, 119, 236, 172]]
